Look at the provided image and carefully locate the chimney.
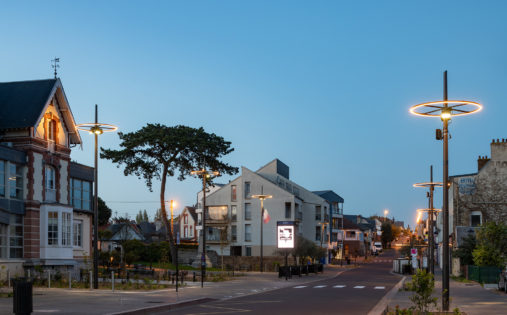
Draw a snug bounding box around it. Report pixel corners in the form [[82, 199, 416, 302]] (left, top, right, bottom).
[[490, 138, 507, 162], [477, 155, 490, 172]]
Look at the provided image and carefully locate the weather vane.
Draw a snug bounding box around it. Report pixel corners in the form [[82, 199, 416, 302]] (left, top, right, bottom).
[[51, 57, 60, 78]]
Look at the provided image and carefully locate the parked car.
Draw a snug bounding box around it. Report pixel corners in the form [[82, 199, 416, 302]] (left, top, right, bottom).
[[498, 267, 507, 292], [374, 242, 383, 254]]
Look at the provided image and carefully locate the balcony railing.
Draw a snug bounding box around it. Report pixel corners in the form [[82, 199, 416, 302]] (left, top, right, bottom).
[[45, 188, 56, 202]]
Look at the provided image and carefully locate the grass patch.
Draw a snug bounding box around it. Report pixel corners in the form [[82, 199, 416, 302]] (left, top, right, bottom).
[[450, 275, 475, 284]]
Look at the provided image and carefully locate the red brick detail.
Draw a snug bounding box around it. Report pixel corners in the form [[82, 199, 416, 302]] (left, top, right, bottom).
[[24, 208, 40, 259]]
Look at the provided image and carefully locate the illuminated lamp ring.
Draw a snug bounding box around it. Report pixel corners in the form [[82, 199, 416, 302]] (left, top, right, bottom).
[[409, 100, 482, 117], [76, 123, 118, 133], [417, 208, 442, 213], [413, 182, 443, 188]]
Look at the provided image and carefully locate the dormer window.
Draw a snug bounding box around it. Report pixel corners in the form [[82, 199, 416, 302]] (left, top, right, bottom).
[[48, 119, 56, 141]]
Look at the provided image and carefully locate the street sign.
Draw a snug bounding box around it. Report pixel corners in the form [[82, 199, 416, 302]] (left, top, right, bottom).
[[277, 221, 295, 249], [411, 248, 417, 256]]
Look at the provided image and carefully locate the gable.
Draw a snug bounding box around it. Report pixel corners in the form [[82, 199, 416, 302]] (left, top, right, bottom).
[[0, 78, 81, 145]]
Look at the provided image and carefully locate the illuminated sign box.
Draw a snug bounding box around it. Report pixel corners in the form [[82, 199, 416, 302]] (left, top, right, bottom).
[[277, 221, 295, 249]]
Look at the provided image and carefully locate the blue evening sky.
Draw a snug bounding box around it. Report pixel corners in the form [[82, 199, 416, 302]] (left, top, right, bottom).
[[1, 1, 506, 227]]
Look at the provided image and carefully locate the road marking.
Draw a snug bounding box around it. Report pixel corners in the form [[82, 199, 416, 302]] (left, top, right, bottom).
[[293, 286, 307, 289], [333, 285, 346, 288], [313, 285, 326, 288], [374, 286, 385, 290], [354, 286, 365, 289]]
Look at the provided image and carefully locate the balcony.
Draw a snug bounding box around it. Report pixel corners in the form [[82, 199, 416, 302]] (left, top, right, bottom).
[[45, 188, 56, 202]]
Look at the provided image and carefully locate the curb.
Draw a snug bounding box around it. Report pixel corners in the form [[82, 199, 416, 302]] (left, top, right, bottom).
[[367, 275, 406, 315], [106, 298, 216, 315]]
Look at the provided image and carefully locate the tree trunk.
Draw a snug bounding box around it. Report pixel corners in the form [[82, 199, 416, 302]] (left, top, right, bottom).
[[160, 164, 177, 265]]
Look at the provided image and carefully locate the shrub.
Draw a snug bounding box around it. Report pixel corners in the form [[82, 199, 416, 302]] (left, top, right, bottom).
[[406, 269, 437, 313]]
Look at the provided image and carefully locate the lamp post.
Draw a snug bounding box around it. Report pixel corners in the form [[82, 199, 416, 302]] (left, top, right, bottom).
[[251, 192, 272, 272], [191, 168, 219, 288], [76, 105, 117, 289], [384, 209, 389, 222], [409, 71, 482, 310], [413, 166, 443, 275], [416, 208, 442, 272]]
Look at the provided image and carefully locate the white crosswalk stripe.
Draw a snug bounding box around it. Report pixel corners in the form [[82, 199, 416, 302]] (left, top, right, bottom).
[[353, 286, 365, 289], [374, 286, 385, 289], [313, 285, 327, 288], [293, 286, 307, 289], [333, 285, 346, 288]]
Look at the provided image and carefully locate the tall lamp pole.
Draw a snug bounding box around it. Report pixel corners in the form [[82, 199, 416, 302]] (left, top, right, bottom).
[[77, 105, 117, 289], [252, 192, 272, 272], [409, 71, 482, 310], [413, 166, 443, 275], [191, 168, 219, 288]]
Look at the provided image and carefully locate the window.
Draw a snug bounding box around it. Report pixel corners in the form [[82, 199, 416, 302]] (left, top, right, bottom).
[[71, 179, 91, 210], [9, 215, 23, 258], [184, 226, 188, 238], [316, 226, 321, 241], [45, 165, 56, 202], [244, 182, 251, 198], [231, 205, 237, 222], [62, 212, 71, 246], [48, 211, 58, 245], [346, 231, 356, 239], [184, 214, 188, 224], [245, 246, 252, 257], [48, 119, 56, 141], [285, 202, 291, 219], [231, 225, 237, 242], [470, 211, 482, 227], [244, 203, 251, 220], [315, 205, 321, 220], [73, 220, 82, 247], [0, 160, 5, 197], [189, 226, 193, 237], [245, 224, 252, 242], [9, 163, 23, 199], [231, 185, 237, 201]]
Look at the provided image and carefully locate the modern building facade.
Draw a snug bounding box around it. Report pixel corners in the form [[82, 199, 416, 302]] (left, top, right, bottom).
[[0, 78, 93, 276], [195, 159, 344, 262]]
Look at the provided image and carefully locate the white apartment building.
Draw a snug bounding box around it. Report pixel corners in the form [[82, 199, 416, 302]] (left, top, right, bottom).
[[195, 159, 344, 261]]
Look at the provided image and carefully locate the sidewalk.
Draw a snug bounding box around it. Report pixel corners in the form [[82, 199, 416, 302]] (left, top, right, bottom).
[[0, 265, 347, 315], [384, 268, 507, 314]]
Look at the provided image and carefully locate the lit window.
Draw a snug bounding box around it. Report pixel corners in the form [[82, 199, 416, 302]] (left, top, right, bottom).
[[48, 119, 56, 141], [231, 205, 237, 221], [48, 212, 58, 245]]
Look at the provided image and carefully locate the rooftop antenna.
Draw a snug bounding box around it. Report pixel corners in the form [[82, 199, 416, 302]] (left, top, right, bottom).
[[51, 58, 60, 78]]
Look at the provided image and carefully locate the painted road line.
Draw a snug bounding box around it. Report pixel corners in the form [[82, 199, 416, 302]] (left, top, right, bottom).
[[353, 286, 365, 289], [333, 285, 346, 288], [293, 286, 307, 289], [313, 285, 327, 288], [374, 286, 385, 290]]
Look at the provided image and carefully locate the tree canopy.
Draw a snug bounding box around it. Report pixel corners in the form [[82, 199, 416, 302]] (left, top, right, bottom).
[[101, 123, 238, 263], [98, 197, 112, 226], [472, 221, 507, 267]]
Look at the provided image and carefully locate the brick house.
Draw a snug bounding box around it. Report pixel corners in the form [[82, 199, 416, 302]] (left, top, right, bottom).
[[0, 78, 93, 276], [179, 206, 197, 242]]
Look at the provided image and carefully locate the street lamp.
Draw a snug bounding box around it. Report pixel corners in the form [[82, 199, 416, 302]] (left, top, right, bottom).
[[251, 193, 272, 272], [413, 167, 443, 275], [409, 71, 482, 311], [76, 105, 117, 289], [191, 168, 219, 288], [384, 209, 389, 222]]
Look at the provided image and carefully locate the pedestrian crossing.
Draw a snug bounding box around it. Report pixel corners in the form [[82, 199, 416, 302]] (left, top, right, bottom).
[[293, 284, 386, 290]]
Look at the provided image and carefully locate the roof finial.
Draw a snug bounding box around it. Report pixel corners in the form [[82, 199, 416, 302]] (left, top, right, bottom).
[[51, 57, 60, 79]]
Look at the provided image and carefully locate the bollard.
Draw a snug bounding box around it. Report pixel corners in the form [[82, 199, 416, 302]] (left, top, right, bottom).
[[27, 269, 31, 280], [112, 271, 115, 292], [89, 271, 92, 290], [69, 271, 72, 289], [193, 272, 196, 282], [7, 270, 10, 288], [48, 270, 51, 288]]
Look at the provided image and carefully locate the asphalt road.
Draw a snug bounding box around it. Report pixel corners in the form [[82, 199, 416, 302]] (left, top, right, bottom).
[[161, 251, 401, 315]]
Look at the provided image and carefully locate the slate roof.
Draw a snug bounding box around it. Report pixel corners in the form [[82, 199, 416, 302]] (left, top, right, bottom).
[[185, 207, 197, 222], [0, 79, 57, 129], [344, 214, 375, 231], [312, 190, 345, 203], [342, 217, 361, 230]]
